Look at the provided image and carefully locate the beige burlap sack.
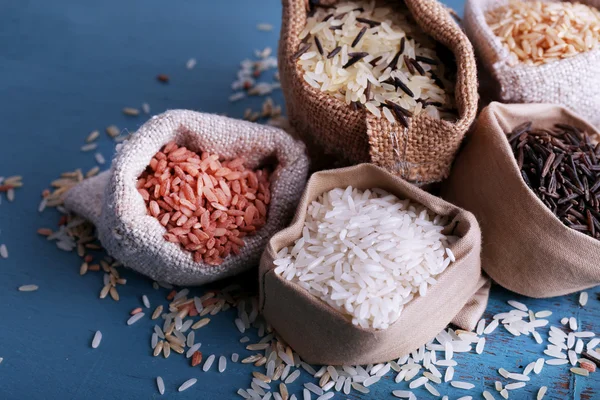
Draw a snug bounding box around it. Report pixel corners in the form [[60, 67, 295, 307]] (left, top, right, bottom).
[[279, 0, 478, 184], [464, 0, 600, 126], [259, 164, 489, 365], [443, 102, 600, 298], [64, 110, 309, 286]]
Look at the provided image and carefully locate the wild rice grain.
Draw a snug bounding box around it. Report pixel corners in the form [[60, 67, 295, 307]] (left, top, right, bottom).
[[91, 331, 102, 348]]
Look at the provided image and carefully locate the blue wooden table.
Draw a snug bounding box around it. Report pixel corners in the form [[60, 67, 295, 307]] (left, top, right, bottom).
[[0, 0, 598, 399]]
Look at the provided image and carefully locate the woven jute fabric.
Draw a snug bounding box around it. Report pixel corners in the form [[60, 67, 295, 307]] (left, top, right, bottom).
[[259, 164, 489, 365], [464, 0, 600, 126], [443, 102, 600, 298], [65, 110, 309, 286], [279, 0, 479, 184]]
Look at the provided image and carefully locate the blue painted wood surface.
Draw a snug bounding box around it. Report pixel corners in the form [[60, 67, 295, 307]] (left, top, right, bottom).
[[0, 0, 598, 399]]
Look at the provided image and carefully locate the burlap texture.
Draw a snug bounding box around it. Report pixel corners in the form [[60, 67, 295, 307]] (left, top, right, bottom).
[[443, 102, 600, 298], [279, 0, 479, 184], [464, 0, 600, 126], [65, 110, 309, 286], [259, 164, 489, 365]]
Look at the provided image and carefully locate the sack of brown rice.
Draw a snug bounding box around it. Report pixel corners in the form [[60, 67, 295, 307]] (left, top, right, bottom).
[[64, 110, 309, 286], [464, 0, 600, 126], [442, 102, 600, 298], [278, 0, 478, 185], [259, 164, 489, 365]]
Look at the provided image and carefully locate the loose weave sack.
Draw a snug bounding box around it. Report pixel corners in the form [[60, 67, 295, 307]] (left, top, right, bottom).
[[259, 164, 489, 365], [464, 0, 600, 126], [65, 110, 309, 286], [279, 0, 479, 184], [443, 102, 600, 298]]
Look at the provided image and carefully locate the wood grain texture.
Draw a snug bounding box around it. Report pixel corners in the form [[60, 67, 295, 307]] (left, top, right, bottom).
[[0, 0, 598, 398]]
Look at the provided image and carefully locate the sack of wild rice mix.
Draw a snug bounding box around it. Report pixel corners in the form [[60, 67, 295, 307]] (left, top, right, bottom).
[[259, 164, 489, 365], [64, 110, 309, 286], [464, 0, 600, 126], [442, 102, 600, 298], [279, 0, 478, 184]]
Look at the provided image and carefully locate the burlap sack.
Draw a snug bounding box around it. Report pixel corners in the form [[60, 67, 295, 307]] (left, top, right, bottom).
[[443, 102, 600, 298], [64, 110, 309, 286], [259, 164, 489, 365], [279, 0, 479, 184], [464, 0, 600, 126]]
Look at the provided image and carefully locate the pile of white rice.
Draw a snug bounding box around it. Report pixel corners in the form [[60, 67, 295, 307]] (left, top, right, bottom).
[[296, 0, 455, 124], [274, 186, 456, 329]]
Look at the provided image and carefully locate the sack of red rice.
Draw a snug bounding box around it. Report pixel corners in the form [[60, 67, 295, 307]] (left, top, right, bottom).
[[259, 164, 489, 365], [464, 0, 600, 126], [64, 110, 309, 286], [278, 0, 478, 184], [442, 102, 600, 298]]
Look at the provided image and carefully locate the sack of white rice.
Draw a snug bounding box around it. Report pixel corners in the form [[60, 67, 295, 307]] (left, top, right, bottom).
[[279, 0, 478, 184], [443, 102, 600, 298], [259, 164, 489, 365], [464, 0, 600, 126], [64, 110, 309, 286]]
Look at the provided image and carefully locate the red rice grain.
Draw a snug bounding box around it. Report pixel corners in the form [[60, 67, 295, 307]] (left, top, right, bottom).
[[137, 141, 270, 266]]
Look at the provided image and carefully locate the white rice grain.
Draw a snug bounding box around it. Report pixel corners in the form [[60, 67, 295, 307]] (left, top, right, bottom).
[[203, 354, 215, 372], [178, 378, 197, 392], [127, 313, 145, 325], [156, 376, 165, 395], [91, 331, 102, 348]]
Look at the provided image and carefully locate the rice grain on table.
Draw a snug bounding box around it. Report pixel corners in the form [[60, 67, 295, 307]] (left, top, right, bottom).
[[486, 0, 600, 66], [91, 331, 102, 348], [156, 376, 165, 395], [0, 244, 8, 259], [18, 284, 38, 292], [579, 292, 588, 307], [178, 378, 197, 392], [127, 312, 145, 325], [296, 0, 455, 121], [81, 143, 97, 152], [274, 186, 455, 329], [203, 354, 215, 371], [137, 141, 271, 266]]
